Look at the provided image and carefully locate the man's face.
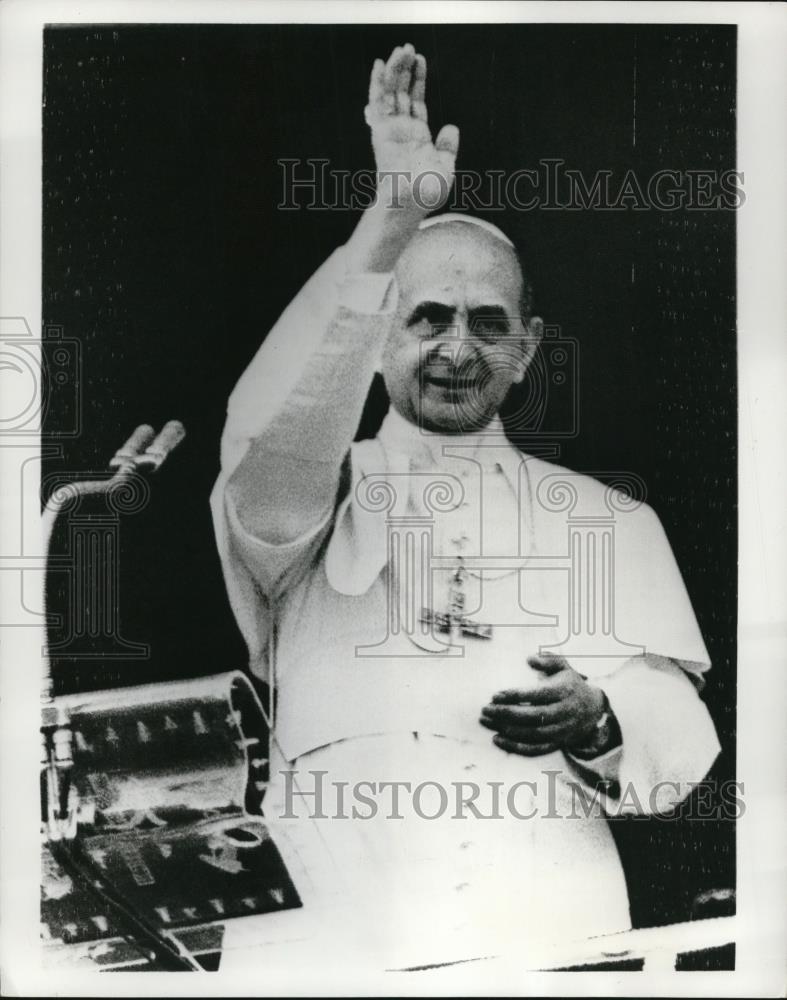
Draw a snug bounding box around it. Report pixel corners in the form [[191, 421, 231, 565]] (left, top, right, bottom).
[[381, 223, 540, 433]]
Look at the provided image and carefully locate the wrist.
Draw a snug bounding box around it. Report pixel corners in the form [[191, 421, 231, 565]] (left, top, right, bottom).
[[375, 172, 430, 216], [571, 690, 621, 759], [346, 188, 424, 274], [585, 685, 608, 734]]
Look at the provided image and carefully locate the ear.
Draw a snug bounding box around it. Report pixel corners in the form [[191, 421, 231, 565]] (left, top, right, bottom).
[[513, 316, 543, 384]]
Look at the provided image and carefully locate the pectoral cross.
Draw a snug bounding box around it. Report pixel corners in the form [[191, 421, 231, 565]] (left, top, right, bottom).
[[419, 532, 493, 642]]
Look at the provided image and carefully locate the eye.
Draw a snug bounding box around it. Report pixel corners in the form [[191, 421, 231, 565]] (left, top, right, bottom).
[[407, 303, 457, 335], [430, 323, 455, 338], [472, 317, 510, 340]]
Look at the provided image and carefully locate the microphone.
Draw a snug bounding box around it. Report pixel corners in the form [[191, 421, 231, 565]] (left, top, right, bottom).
[[137, 420, 187, 471], [109, 420, 186, 473], [108, 424, 156, 470]]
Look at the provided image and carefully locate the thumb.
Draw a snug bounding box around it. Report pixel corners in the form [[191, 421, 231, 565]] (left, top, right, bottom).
[[434, 123, 460, 159], [527, 653, 570, 677]]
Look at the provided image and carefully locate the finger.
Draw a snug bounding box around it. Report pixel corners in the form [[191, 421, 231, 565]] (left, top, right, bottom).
[[368, 57, 386, 108], [395, 90, 411, 117], [434, 124, 460, 179], [383, 46, 402, 93], [491, 684, 563, 706], [411, 98, 427, 122], [385, 45, 411, 95], [488, 688, 531, 705], [395, 43, 415, 91], [493, 734, 560, 757], [411, 52, 426, 104], [480, 713, 566, 742], [528, 653, 571, 676], [434, 123, 460, 158], [394, 45, 415, 115], [498, 722, 566, 743], [481, 701, 570, 726], [410, 54, 427, 122]]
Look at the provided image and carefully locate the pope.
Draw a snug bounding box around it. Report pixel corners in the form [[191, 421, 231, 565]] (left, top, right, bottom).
[[211, 43, 721, 965]]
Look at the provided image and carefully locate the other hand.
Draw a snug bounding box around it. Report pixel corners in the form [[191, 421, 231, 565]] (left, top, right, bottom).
[[480, 654, 607, 756]]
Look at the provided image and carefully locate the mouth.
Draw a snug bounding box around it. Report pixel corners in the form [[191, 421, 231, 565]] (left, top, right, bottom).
[[422, 369, 475, 391]]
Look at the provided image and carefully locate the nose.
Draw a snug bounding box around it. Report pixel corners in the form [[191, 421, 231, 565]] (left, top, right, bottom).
[[426, 315, 472, 360], [428, 340, 456, 366]]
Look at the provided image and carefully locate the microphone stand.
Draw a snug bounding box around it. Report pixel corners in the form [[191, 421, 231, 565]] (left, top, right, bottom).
[[40, 421, 201, 971]]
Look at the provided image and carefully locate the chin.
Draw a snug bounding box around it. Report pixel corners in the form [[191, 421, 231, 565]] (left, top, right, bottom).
[[416, 399, 494, 434]]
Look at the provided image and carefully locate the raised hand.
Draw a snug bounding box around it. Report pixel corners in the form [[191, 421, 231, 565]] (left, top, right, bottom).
[[365, 43, 459, 213]]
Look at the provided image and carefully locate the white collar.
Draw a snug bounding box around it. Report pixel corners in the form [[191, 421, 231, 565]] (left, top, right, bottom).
[[325, 409, 533, 596], [377, 407, 508, 472]]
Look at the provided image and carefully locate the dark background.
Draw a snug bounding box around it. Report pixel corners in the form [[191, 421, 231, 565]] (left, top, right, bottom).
[[42, 23, 737, 931]]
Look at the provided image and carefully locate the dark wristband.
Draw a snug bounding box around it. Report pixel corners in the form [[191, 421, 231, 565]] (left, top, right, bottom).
[[570, 693, 622, 759]]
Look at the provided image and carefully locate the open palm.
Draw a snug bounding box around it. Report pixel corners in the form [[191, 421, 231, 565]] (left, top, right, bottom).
[[365, 44, 460, 212]]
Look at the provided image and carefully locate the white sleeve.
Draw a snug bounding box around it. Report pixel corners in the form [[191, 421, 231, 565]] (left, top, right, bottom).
[[565, 654, 721, 815], [220, 248, 395, 477], [210, 248, 397, 673], [554, 493, 720, 813]]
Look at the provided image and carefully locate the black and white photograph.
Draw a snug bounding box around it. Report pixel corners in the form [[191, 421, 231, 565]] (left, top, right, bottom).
[[0, 1, 785, 994]]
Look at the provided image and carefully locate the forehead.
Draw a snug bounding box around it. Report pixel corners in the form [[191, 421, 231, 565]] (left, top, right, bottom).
[[395, 224, 523, 306]]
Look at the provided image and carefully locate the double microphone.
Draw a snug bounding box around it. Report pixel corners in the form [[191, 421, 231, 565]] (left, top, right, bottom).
[[109, 419, 187, 473]]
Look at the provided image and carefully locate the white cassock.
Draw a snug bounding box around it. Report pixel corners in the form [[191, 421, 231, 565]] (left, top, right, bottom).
[[210, 249, 721, 968]]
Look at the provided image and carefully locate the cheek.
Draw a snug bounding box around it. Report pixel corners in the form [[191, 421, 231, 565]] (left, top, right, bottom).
[[382, 331, 421, 383], [479, 346, 523, 393]]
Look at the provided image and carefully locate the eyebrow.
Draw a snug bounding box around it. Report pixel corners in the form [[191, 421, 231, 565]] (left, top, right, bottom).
[[468, 305, 511, 326], [406, 302, 513, 329], [406, 301, 456, 328]]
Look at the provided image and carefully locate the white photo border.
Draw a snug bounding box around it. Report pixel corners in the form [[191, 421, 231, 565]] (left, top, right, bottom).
[[1, 2, 785, 996]]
